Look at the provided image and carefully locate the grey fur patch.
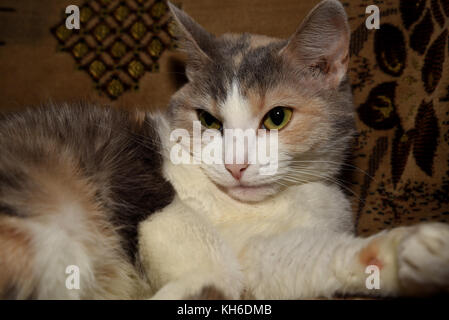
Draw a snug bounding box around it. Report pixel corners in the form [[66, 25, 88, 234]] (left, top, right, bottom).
[[235, 40, 288, 94], [0, 102, 174, 274]]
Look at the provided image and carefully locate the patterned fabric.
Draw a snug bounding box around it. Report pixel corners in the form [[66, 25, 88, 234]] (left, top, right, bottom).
[[51, 0, 177, 99], [344, 0, 449, 235]]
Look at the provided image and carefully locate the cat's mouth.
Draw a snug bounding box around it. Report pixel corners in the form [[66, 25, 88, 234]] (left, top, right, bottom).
[[229, 184, 270, 190], [225, 183, 277, 202]]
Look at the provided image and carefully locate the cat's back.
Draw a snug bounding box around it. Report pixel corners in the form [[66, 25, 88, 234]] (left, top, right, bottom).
[[0, 102, 174, 299], [0, 102, 143, 163]]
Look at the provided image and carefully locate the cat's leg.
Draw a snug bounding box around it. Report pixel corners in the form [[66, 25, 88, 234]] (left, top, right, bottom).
[[0, 197, 141, 299], [138, 197, 244, 299], [0, 216, 38, 299], [332, 222, 449, 297], [0, 214, 97, 299], [240, 223, 449, 299]]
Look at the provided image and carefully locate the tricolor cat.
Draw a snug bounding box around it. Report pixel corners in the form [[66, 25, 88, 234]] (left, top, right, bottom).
[[0, 0, 448, 299]]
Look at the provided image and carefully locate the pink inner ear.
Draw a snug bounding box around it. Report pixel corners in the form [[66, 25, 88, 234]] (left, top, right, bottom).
[[327, 42, 350, 87]]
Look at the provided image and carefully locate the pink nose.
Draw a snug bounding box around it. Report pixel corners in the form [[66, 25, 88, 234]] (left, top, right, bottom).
[[225, 163, 249, 180]]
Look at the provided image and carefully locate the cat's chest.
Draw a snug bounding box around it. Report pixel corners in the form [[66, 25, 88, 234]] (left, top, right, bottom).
[[183, 187, 316, 252], [214, 211, 303, 253], [163, 162, 350, 251]]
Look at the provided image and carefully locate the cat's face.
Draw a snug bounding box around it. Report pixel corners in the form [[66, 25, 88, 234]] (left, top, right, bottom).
[[166, 0, 355, 203]]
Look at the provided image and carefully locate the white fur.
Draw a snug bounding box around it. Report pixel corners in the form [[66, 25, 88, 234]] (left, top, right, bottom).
[[197, 81, 284, 202], [137, 92, 449, 300], [138, 128, 449, 298], [27, 208, 94, 299], [222, 81, 257, 131], [24, 198, 143, 299]]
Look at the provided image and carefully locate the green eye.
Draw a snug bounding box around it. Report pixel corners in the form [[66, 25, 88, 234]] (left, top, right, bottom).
[[198, 110, 222, 130], [262, 107, 292, 130]]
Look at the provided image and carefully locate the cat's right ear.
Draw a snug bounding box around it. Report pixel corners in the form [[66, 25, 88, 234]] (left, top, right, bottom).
[[279, 0, 350, 88], [167, 2, 216, 80]]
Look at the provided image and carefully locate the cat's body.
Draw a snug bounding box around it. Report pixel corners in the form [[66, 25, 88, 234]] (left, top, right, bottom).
[[142, 153, 356, 299], [1, 0, 449, 299], [0, 104, 173, 298], [145, 154, 449, 299]]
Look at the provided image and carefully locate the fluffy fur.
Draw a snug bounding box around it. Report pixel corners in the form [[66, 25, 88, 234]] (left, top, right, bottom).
[[139, 0, 449, 299], [0, 103, 173, 299], [1, 0, 449, 299]]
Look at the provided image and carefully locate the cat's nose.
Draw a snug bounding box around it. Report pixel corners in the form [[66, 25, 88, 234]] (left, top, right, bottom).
[[225, 163, 248, 180]]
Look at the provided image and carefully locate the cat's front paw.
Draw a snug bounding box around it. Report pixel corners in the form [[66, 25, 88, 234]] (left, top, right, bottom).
[[151, 283, 229, 300], [397, 223, 449, 295], [149, 273, 243, 300]]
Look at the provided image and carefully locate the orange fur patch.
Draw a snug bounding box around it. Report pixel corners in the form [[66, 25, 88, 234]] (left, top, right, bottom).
[[246, 85, 327, 146], [248, 35, 279, 49], [0, 217, 34, 298], [359, 240, 383, 270], [185, 285, 229, 300]]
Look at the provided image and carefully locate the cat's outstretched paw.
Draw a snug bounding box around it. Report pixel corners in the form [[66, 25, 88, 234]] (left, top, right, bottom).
[[397, 223, 449, 295]]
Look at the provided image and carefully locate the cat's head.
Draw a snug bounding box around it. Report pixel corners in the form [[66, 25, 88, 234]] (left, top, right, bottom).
[[165, 0, 355, 202]]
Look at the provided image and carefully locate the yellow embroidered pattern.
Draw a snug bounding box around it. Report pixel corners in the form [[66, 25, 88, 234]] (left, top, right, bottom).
[[51, 0, 178, 99]]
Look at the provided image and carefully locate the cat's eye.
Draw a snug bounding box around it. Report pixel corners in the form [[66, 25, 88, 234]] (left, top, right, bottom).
[[198, 110, 222, 130], [262, 107, 292, 130]]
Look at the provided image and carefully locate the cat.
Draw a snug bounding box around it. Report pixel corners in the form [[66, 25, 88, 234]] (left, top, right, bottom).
[[0, 0, 448, 300]]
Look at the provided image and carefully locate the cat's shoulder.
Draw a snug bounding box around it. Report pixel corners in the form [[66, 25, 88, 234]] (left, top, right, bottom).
[[0, 101, 159, 141], [284, 182, 354, 231]]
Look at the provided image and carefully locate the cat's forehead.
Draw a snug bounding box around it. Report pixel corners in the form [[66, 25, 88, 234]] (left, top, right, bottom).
[[219, 33, 282, 65], [220, 34, 287, 90], [196, 34, 289, 113], [219, 81, 257, 129]]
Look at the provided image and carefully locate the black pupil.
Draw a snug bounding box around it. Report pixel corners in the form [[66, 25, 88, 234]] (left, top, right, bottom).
[[269, 107, 285, 126], [204, 112, 216, 126]]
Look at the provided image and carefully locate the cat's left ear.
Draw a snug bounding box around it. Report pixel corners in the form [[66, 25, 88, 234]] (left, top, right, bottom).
[[167, 2, 216, 80], [280, 0, 350, 88]]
